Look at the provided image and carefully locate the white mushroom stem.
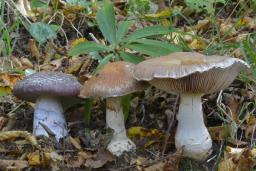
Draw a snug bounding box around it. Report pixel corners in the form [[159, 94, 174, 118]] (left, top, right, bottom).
[[34, 96, 68, 141], [175, 93, 212, 161], [106, 97, 135, 156]]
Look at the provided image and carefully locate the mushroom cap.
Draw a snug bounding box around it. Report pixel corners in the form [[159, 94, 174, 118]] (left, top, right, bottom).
[[13, 71, 82, 102], [133, 52, 249, 94], [79, 61, 148, 98]]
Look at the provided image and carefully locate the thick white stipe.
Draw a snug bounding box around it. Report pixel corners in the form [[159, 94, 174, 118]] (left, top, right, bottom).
[[34, 96, 68, 141], [106, 97, 135, 156], [175, 93, 212, 161]]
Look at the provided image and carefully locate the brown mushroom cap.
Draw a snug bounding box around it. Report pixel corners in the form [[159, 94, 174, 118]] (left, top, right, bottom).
[[79, 61, 148, 98], [13, 71, 82, 102], [133, 52, 249, 94]]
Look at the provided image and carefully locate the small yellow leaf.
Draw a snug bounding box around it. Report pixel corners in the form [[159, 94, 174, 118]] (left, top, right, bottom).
[[161, 19, 171, 27], [70, 38, 88, 49], [188, 39, 206, 50], [27, 151, 41, 166], [0, 86, 12, 96], [127, 126, 163, 139], [144, 8, 172, 19]]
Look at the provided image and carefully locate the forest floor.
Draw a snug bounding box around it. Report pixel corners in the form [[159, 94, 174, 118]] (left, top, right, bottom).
[[0, 0, 256, 170]]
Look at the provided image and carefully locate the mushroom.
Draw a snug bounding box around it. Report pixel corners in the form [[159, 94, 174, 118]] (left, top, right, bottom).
[[13, 71, 82, 140], [133, 52, 249, 160], [79, 61, 148, 156]]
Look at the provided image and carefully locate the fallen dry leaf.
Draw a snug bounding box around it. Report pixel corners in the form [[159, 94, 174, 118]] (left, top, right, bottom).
[[208, 125, 230, 141], [220, 23, 237, 36], [85, 149, 114, 168], [188, 39, 206, 50], [0, 159, 28, 170], [241, 115, 256, 140], [70, 38, 88, 49], [20, 57, 34, 69], [15, 0, 36, 20], [193, 18, 210, 33], [143, 149, 182, 171], [65, 57, 84, 74], [0, 72, 23, 96], [144, 8, 171, 19], [0, 116, 8, 130], [50, 58, 65, 71], [128, 126, 164, 139], [226, 95, 239, 121], [0, 73, 23, 89], [43, 40, 56, 64], [69, 136, 82, 150], [65, 151, 94, 168], [28, 39, 40, 61], [218, 147, 256, 171], [238, 17, 256, 30], [0, 131, 39, 148]]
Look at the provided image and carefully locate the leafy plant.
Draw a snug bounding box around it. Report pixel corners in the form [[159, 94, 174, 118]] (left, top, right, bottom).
[[185, 0, 226, 15], [241, 34, 256, 82], [28, 22, 59, 44], [69, 2, 180, 124], [126, 0, 152, 15], [0, 6, 21, 57], [69, 2, 181, 71]]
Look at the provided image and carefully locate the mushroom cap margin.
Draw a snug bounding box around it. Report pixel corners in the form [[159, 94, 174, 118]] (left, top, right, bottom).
[[133, 52, 249, 94], [79, 61, 149, 98]]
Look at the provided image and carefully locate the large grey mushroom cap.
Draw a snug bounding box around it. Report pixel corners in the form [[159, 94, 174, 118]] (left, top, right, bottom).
[[13, 71, 82, 103], [133, 52, 249, 94], [79, 61, 148, 98]]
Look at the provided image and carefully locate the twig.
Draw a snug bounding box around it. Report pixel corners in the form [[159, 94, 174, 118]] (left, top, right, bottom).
[[89, 33, 100, 44], [161, 94, 179, 156]]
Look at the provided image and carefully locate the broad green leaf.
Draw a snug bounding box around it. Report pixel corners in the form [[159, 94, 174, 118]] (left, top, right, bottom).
[[94, 53, 114, 73], [116, 20, 133, 43], [84, 98, 93, 124], [126, 25, 172, 41], [68, 41, 111, 56], [29, 22, 58, 44], [133, 39, 181, 51], [241, 37, 256, 64], [122, 95, 131, 122], [96, 2, 117, 45], [89, 51, 103, 61], [125, 39, 181, 57], [31, 0, 48, 8], [119, 51, 144, 64]]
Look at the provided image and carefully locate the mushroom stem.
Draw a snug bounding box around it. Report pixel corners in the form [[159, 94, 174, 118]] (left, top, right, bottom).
[[175, 93, 212, 161], [34, 96, 68, 141], [106, 97, 135, 156]]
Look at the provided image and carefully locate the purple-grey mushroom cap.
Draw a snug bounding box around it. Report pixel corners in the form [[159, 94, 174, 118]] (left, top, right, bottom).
[[13, 71, 82, 104]]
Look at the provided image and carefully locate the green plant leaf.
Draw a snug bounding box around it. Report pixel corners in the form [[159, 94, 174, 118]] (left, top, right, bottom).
[[126, 25, 172, 41], [84, 98, 93, 124], [119, 51, 144, 64], [116, 20, 133, 43], [122, 95, 131, 122], [125, 39, 181, 57], [31, 0, 48, 8], [185, 0, 226, 14], [68, 41, 111, 56], [96, 2, 117, 45], [29, 22, 58, 44], [94, 53, 114, 73]]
